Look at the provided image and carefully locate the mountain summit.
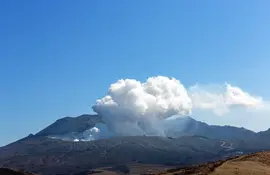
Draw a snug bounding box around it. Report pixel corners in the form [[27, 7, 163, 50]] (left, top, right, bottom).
[[36, 114, 102, 137]]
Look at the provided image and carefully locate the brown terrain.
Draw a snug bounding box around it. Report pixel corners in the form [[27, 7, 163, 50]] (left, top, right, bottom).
[[154, 151, 270, 175]]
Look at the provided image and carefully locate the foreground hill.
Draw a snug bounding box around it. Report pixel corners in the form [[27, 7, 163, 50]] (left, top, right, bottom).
[[157, 151, 270, 175]]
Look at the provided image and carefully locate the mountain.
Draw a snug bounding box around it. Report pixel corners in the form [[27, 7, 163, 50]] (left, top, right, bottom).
[[0, 135, 249, 175], [34, 114, 258, 141], [35, 114, 102, 137], [258, 129, 270, 138], [1, 114, 270, 175], [165, 116, 257, 140]]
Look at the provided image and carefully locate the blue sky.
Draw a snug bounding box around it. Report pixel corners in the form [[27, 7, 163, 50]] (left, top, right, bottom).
[[1, 0, 270, 146]]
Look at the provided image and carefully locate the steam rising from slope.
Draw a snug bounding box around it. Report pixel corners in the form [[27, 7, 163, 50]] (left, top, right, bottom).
[[49, 126, 101, 141]]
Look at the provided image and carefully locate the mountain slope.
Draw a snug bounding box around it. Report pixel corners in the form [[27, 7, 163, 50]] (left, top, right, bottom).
[[35, 114, 102, 137], [258, 129, 270, 138], [0, 135, 244, 175], [166, 116, 257, 140]]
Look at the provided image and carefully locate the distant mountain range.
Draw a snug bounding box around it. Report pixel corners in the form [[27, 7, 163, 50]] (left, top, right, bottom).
[[0, 114, 270, 175]]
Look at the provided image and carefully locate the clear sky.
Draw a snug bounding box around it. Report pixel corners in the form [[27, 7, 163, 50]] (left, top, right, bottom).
[[1, 0, 270, 146]]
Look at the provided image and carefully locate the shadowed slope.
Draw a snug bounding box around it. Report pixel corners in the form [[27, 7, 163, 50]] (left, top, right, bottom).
[[0, 168, 34, 175]]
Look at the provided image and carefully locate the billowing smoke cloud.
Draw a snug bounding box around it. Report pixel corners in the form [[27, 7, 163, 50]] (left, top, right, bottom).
[[92, 76, 270, 136], [92, 76, 192, 136]]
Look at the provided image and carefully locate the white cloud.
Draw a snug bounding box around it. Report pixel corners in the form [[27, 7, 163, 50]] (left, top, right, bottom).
[[225, 83, 263, 107], [189, 83, 270, 131], [189, 83, 264, 116]]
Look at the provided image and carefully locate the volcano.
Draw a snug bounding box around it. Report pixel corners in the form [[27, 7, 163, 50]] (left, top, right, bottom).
[[1, 114, 270, 175]]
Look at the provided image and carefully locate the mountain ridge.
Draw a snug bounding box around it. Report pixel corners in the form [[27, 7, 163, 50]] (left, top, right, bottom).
[[31, 114, 266, 143], [35, 114, 102, 137]]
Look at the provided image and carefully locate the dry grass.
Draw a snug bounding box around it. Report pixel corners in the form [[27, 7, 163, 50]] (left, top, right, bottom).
[[156, 151, 270, 175], [210, 152, 270, 175]]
